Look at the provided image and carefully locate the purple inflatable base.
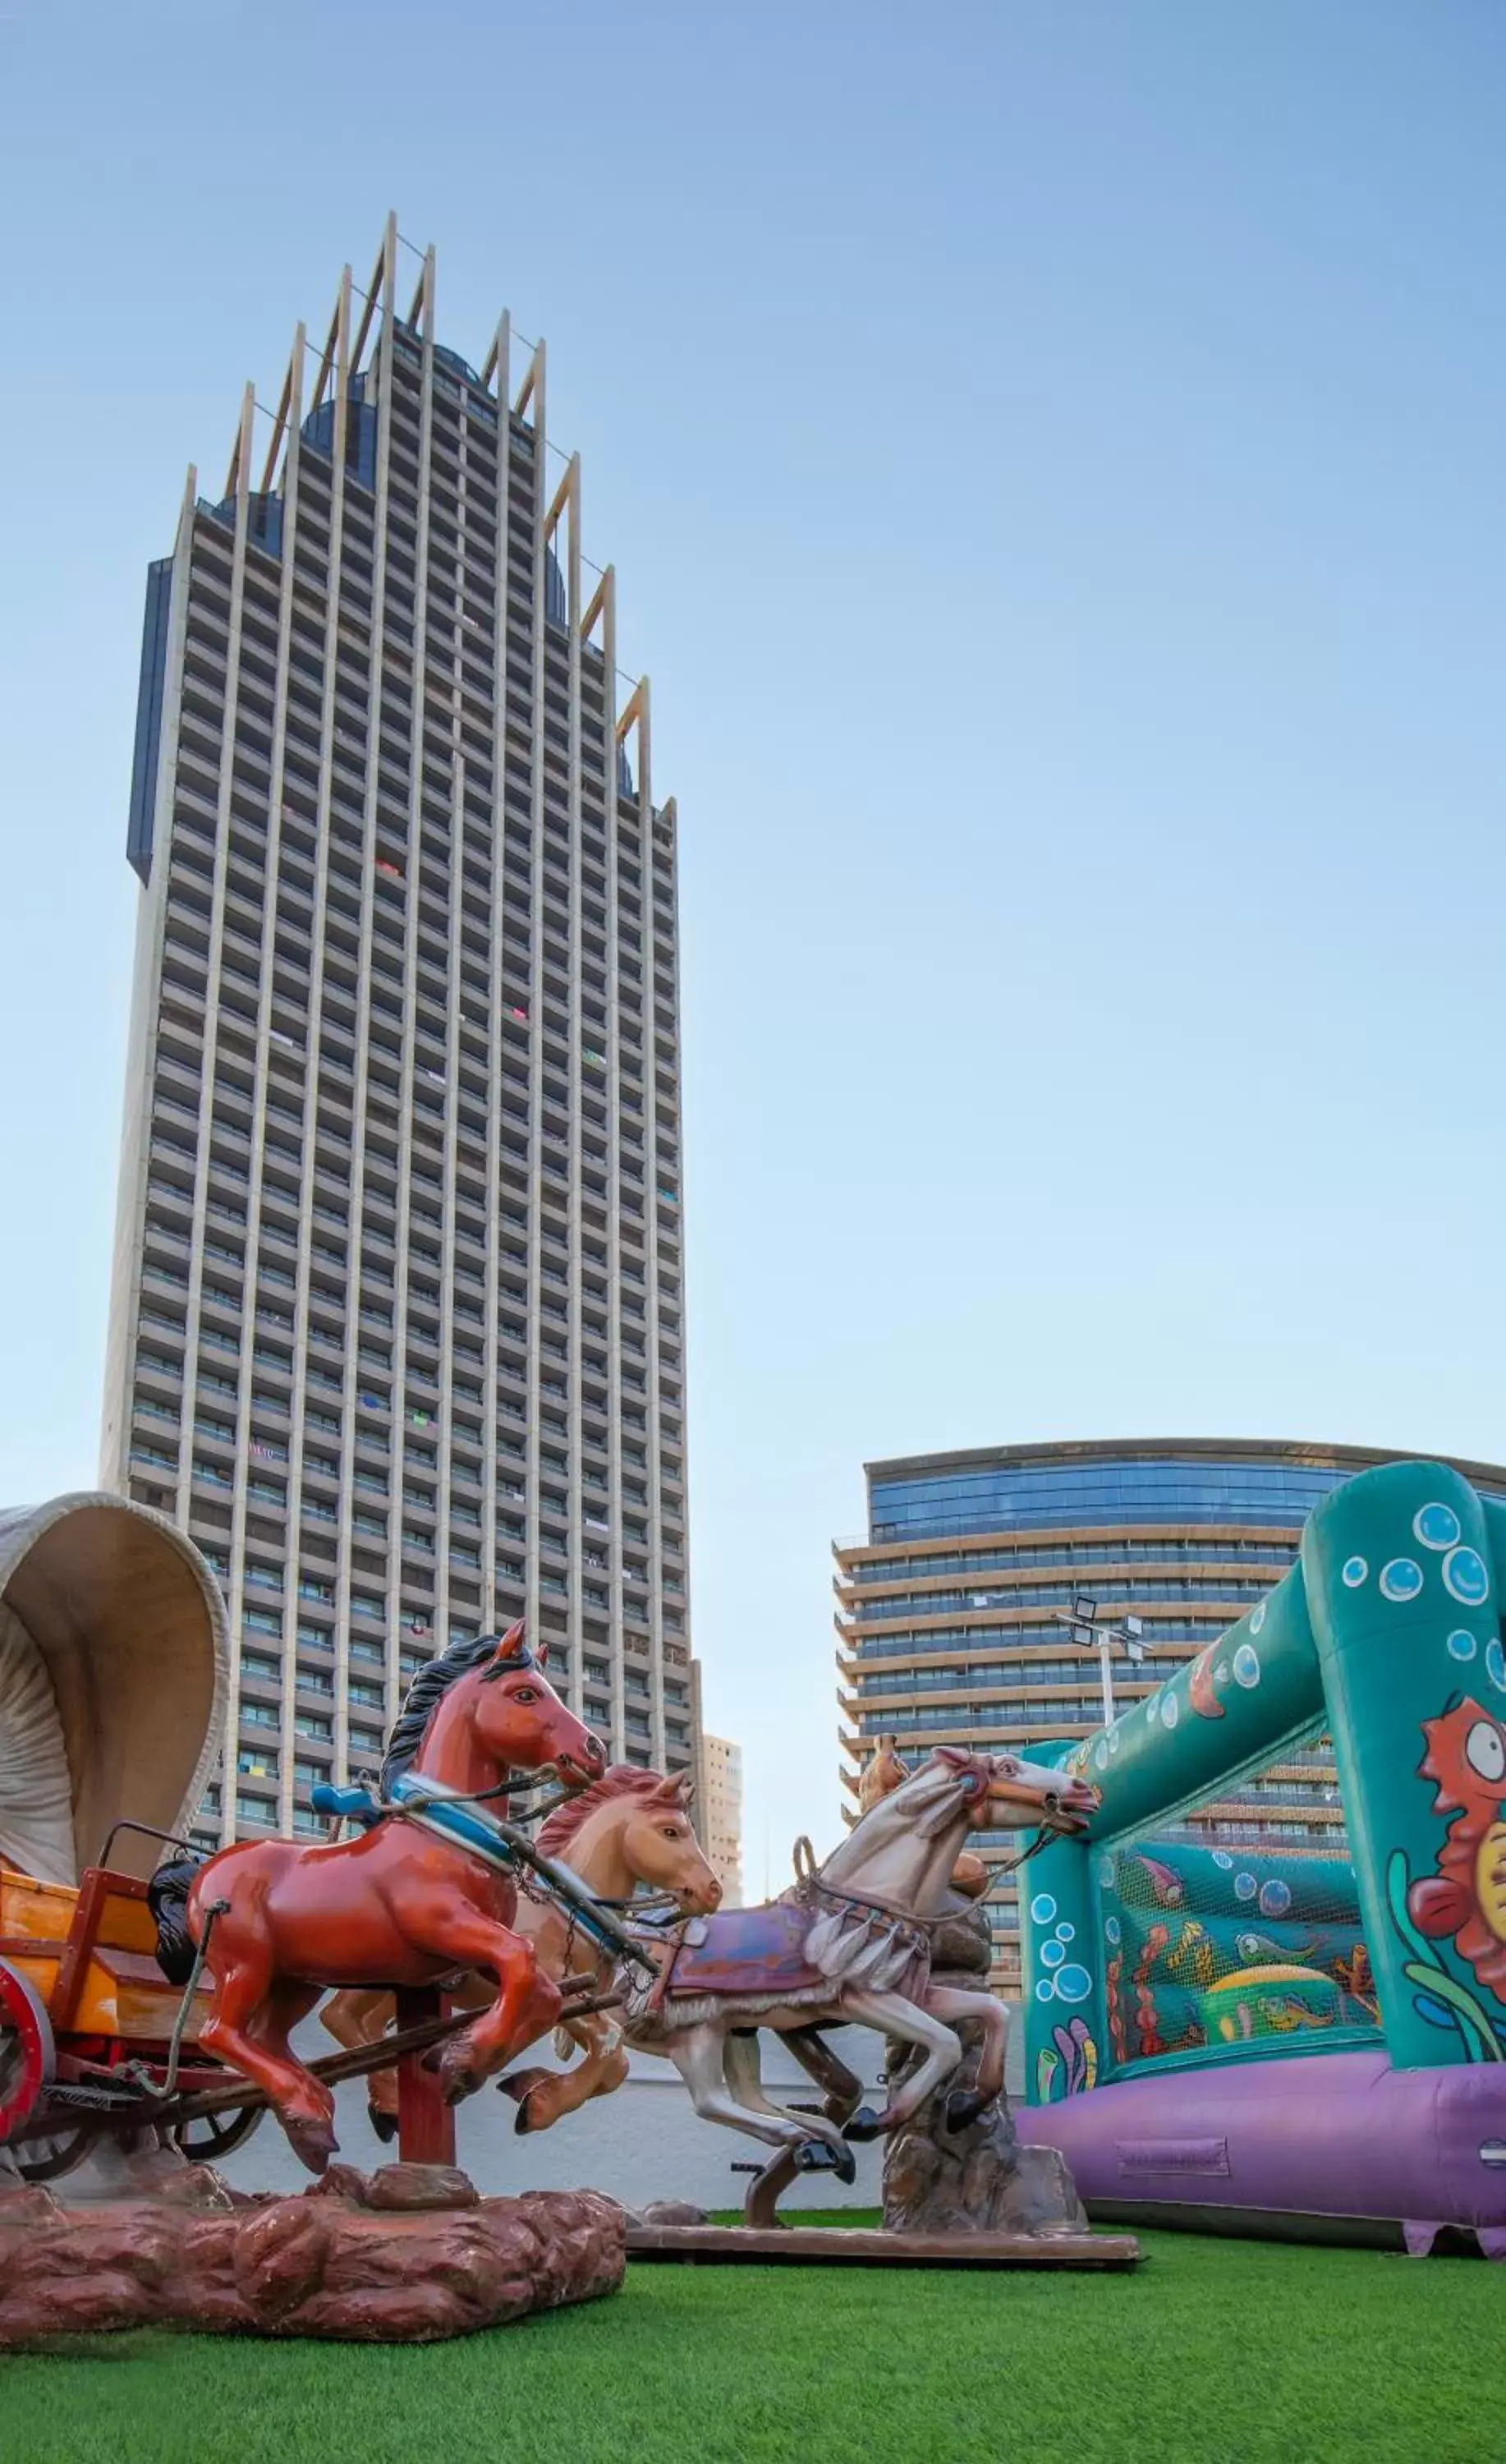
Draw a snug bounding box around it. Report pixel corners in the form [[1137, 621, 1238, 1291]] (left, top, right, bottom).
[[1017, 2048, 1506, 2256]]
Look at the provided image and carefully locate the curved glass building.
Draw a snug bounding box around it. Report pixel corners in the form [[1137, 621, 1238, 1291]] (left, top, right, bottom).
[[833, 1437, 1506, 1993]]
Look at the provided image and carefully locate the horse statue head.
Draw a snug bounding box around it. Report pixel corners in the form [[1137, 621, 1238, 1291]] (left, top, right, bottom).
[[823, 1745, 1099, 1918], [537, 1768, 722, 1915], [382, 1620, 606, 1799]]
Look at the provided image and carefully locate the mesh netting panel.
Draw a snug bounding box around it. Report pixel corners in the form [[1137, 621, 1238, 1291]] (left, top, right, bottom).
[[1100, 1731, 1380, 2067]]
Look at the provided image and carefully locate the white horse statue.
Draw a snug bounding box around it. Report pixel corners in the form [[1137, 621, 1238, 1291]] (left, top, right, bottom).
[[619, 1745, 1100, 2177]]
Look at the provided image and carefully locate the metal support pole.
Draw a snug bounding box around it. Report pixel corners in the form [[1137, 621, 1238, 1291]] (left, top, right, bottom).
[[395, 1985, 456, 2167]]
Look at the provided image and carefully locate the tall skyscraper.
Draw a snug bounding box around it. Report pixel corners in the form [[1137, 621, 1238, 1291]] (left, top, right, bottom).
[[102, 218, 696, 1849]]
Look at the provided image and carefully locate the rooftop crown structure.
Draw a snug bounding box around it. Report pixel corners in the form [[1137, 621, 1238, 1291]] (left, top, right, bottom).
[[101, 217, 695, 1847]]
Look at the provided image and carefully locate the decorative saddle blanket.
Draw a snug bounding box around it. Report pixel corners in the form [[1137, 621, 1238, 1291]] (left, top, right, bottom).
[[642, 1888, 934, 2014], [656, 1896, 827, 2003]]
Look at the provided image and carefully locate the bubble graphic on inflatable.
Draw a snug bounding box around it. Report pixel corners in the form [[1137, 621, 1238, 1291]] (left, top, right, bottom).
[[1486, 1639, 1506, 1696], [1095, 1743, 1109, 1772], [1042, 1939, 1065, 1969], [1057, 1923, 1076, 1943], [1258, 1878, 1292, 1919], [1053, 1965, 1092, 2004], [1104, 1915, 1122, 1946], [1447, 1629, 1479, 1662], [1249, 1600, 1267, 1636], [1212, 1850, 1234, 1870], [1415, 1502, 1462, 1552], [1214, 1662, 1230, 1685], [1030, 1892, 1057, 1925], [1232, 1643, 1260, 1689], [1160, 1693, 1180, 1728], [1234, 1872, 1258, 1902], [1380, 1559, 1424, 1604], [1109, 1731, 1121, 1755], [1035, 1979, 1056, 2003], [1444, 1547, 1490, 1607], [1098, 1859, 1116, 1891], [1342, 1556, 1368, 1588]]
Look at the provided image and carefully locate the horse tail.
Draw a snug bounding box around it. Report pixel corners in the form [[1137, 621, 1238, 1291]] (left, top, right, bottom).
[[147, 1854, 204, 1986]]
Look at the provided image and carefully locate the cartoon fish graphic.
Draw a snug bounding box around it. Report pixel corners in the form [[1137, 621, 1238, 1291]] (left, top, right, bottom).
[[1187, 1644, 1226, 1721], [1236, 1928, 1319, 1967], [1256, 1995, 1332, 2034], [1135, 1854, 1185, 1908]]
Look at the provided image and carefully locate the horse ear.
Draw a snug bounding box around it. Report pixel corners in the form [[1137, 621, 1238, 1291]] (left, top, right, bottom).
[[493, 1620, 529, 1665], [649, 1773, 692, 1809]]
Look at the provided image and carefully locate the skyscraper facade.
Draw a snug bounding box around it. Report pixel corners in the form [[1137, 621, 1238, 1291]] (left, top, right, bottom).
[[102, 219, 696, 1850], [834, 1437, 1506, 1993], [695, 1731, 744, 1907]]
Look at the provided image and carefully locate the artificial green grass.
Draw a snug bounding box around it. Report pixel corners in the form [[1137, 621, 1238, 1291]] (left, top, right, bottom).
[[1, 2221, 1499, 2464]]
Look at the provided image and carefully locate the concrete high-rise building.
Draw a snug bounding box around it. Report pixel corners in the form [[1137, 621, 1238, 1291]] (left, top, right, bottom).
[[102, 218, 696, 1849], [695, 1731, 743, 1907], [834, 1437, 1506, 1993]]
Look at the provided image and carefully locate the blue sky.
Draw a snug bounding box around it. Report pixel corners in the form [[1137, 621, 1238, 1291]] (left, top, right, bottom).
[[2, 2, 1504, 1881]]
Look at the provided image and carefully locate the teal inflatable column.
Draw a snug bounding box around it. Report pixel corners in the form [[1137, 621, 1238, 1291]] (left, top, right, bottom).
[[1303, 1460, 1506, 2071], [1018, 1780, 1102, 2105]]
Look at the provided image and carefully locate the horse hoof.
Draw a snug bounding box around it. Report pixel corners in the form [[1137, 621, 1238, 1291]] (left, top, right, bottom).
[[285, 2115, 338, 2175], [794, 2138, 838, 2173], [368, 2103, 399, 2145], [792, 2136, 858, 2186], [842, 2104, 884, 2144], [497, 2065, 553, 2107], [438, 2044, 481, 2106], [944, 2088, 991, 2135]]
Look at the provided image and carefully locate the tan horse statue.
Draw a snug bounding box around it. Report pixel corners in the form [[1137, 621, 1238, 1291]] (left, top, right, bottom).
[[322, 1767, 721, 2138]]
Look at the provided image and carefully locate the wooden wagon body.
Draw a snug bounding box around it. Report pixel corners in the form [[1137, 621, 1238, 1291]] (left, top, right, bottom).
[[0, 1492, 233, 2176]]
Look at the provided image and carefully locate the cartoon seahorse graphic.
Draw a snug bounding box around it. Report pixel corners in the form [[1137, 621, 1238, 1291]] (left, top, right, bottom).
[[1165, 1917, 1216, 1988], [1105, 1945, 1127, 2066], [1132, 1921, 1171, 2057], [1406, 1695, 1506, 2004]]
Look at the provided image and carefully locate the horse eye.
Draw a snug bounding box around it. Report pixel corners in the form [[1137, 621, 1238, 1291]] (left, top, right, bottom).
[[661, 1824, 681, 1838], [512, 1686, 537, 1705]]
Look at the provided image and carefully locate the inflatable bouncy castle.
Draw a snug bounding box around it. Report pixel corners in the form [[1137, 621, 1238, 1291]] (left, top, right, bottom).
[[1017, 1460, 1506, 2254]]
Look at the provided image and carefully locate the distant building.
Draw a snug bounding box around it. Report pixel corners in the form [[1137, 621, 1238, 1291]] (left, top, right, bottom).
[[696, 1731, 743, 1905], [100, 217, 696, 1849], [834, 1436, 1506, 1994]]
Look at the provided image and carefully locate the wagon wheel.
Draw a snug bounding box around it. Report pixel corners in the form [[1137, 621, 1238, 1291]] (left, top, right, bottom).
[[169, 2105, 264, 2164], [0, 1957, 55, 2158], [11, 2124, 96, 2184]]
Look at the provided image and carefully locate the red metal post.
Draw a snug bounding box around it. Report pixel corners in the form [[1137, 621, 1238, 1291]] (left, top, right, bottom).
[[395, 1985, 455, 2167]]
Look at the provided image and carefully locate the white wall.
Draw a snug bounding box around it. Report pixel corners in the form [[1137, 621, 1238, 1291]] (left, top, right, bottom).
[[219, 2016, 888, 2213]]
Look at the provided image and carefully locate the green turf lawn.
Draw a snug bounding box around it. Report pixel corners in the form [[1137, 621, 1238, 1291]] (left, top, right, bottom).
[[1, 2220, 1500, 2464]]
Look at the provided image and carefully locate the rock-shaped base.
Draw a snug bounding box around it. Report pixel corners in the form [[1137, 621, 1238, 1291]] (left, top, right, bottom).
[[0, 2165, 622, 2345], [884, 1939, 1089, 2239]]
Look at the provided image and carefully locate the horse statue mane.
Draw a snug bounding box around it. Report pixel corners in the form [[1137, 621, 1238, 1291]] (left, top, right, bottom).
[[379, 1621, 534, 1789], [535, 1765, 689, 1859]]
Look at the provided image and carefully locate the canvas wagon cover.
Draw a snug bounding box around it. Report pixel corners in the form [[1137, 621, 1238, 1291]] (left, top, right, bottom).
[[0, 1493, 229, 1884]]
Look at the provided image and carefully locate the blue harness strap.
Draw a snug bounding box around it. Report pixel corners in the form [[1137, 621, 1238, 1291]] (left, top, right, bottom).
[[310, 1780, 384, 1827], [388, 1772, 521, 1872]]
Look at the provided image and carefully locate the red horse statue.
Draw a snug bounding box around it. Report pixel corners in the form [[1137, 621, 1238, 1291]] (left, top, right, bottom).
[[185, 1621, 604, 2170]]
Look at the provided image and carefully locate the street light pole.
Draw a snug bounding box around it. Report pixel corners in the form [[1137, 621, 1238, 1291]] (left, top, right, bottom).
[[1053, 1594, 1146, 1731]]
